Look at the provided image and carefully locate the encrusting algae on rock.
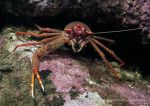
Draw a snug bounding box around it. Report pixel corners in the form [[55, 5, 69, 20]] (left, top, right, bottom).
[[39, 53, 89, 101]]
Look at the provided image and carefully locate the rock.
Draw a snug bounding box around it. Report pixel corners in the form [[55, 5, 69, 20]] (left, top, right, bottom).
[[0, 0, 122, 17], [39, 53, 90, 101], [122, 0, 150, 39], [111, 84, 150, 106], [63, 92, 108, 106], [1, 0, 150, 39], [0, 50, 13, 72], [0, 37, 5, 49]]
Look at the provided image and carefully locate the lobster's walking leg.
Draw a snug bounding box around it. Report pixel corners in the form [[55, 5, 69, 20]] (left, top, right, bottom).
[[31, 71, 35, 97], [16, 31, 61, 38], [31, 36, 69, 97], [13, 36, 60, 52], [92, 38, 125, 66], [93, 36, 115, 43], [35, 24, 62, 33], [90, 40, 120, 80]]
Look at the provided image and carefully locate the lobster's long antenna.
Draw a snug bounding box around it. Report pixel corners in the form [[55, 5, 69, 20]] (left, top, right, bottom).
[[93, 27, 144, 35]]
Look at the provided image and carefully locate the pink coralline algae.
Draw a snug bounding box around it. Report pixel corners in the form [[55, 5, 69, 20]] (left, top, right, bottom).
[[122, 0, 150, 38], [111, 84, 150, 106], [39, 53, 89, 100]]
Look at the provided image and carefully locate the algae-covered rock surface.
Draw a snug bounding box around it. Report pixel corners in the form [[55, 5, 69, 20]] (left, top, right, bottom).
[[0, 26, 150, 106]]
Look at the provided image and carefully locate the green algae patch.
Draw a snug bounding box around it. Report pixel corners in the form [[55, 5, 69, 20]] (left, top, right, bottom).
[[0, 50, 33, 105], [0, 50, 13, 72], [0, 49, 62, 106]]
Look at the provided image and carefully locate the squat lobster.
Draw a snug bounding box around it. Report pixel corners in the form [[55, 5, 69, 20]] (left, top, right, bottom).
[[13, 21, 125, 97]]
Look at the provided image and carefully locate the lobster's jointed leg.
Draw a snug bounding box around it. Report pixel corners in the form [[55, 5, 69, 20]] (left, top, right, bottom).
[[31, 36, 69, 97], [35, 24, 62, 33], [16, 31, 61, 38], [92, 38, 125, 67], [90, 40, 120, 80], [13, 36, 60, 52], [93, 36, 115, 43], [31, 71, 35, 97]]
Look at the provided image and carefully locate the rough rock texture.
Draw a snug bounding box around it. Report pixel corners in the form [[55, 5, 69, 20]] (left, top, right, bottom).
[[0, 37, 5, 49], [111, 84, 150, 106], [39, 53, 89, 101], [0, 0, 122, 17], [122, 0, 150, 38], [64, 92, 107, 106], [0, 26, 150, 106], [0, 0, 150, 38]]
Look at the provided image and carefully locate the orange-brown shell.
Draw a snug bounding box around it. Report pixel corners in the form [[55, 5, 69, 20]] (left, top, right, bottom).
[[64, 21, 92, 32]]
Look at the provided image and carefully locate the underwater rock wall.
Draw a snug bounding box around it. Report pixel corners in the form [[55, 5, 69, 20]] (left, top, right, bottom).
[[0, 0, 150, 38], [0, 0, 122, 17], [122, 0, 150, 38]]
